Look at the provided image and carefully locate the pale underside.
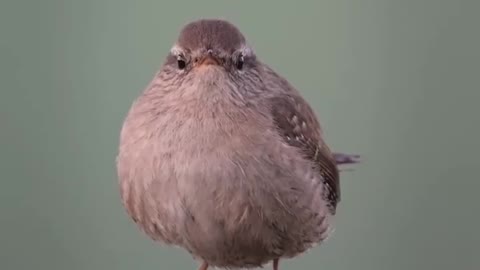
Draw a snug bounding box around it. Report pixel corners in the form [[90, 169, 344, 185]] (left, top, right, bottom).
[[117, 66, 334, 268]]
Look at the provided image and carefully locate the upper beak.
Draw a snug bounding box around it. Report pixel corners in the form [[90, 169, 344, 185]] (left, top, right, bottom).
[[197, 55, 220, 66], [197, 49, 220, 67]]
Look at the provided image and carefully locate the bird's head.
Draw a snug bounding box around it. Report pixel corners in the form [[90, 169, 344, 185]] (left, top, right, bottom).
[[158, 19, 262, 96]]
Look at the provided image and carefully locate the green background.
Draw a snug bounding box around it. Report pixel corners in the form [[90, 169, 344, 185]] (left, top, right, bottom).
[[1, 1, 479, 269]]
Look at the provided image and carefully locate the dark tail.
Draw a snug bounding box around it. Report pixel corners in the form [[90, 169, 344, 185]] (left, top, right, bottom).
[[333, 152, 361, 166]]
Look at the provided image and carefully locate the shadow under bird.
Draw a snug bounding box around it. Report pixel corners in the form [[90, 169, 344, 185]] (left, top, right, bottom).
[[117, 19, 360, 270]]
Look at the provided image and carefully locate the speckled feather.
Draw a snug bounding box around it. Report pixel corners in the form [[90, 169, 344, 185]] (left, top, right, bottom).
[[269, 95, 340, 213]]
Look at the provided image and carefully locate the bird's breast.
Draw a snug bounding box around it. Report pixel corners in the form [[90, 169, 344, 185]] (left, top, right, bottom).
[[117, 97, 332, 259]]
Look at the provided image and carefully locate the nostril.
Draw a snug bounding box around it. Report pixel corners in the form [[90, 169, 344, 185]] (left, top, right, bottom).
[[207, 49, 214, 55]]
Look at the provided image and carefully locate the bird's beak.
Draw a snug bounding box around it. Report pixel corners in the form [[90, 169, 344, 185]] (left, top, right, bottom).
[[197, 55, 220, 67]]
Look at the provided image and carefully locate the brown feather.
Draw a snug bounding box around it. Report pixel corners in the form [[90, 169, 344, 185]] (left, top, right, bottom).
[[269, 95, 340, 213], [177, 19, 246, 53]]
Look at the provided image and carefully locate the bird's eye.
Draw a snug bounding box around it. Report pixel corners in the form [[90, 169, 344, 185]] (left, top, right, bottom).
[[177, 58, 186, 70], [236, 54, 244, 70]]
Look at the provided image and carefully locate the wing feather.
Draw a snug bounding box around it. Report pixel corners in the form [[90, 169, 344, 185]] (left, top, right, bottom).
[[269, 95, 340, 213]]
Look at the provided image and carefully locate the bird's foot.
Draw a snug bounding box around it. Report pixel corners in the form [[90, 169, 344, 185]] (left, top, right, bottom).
[[273, 258, 279, 270]]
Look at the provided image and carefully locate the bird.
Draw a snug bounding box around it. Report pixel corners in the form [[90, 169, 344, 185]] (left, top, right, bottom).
[[116, 19, 359, 270]]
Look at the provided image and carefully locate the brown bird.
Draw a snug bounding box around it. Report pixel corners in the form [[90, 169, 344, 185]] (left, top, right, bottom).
[[117, 19, 359, 270]]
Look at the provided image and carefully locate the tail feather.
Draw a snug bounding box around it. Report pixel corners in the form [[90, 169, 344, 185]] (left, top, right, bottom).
[[333, 152, 361, 166]]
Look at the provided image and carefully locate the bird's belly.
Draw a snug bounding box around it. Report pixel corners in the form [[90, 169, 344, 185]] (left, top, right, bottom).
[[179, 189, 332, 268], [168, 148, 331, 267], [119, 120, 332, 267]]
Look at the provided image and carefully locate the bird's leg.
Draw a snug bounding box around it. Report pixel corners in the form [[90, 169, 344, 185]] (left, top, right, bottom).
[[198, 261, 208, 270], [273, 258, 279, 270]]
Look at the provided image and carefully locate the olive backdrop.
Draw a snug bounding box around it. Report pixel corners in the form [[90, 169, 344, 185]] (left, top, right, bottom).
[[1, 1, 479, 270]]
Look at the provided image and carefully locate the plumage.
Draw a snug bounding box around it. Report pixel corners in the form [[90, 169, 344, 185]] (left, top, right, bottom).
[[269, 95, 340, 213], [176, 19, 246, 52], [116, 19, 358, 270]]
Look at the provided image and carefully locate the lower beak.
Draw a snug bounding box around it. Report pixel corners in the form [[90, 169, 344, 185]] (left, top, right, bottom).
[[198, 55, 220, 67]]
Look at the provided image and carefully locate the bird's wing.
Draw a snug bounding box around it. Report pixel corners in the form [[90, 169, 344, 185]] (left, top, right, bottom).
[[269, 94, 340, 212]]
